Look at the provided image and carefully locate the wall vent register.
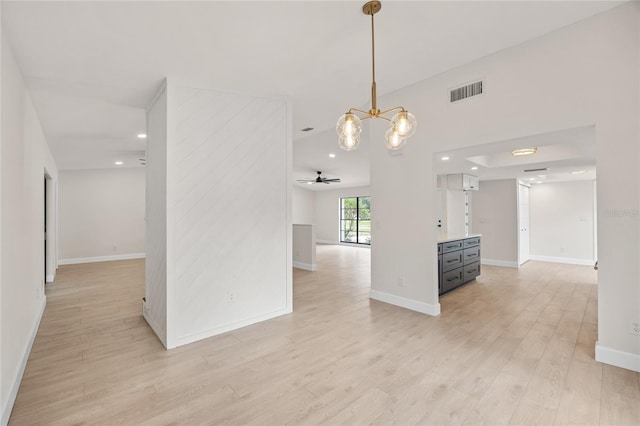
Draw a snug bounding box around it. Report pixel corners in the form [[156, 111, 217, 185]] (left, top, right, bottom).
[[450, 81, 483, 103]]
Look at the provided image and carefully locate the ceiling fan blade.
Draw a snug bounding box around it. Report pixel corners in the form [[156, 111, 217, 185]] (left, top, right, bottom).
[[324, 179, 341, 182], [297, 179, 314, 182]]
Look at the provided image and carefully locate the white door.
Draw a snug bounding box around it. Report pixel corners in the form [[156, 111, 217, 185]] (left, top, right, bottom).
[[518, 184, 530, 266]]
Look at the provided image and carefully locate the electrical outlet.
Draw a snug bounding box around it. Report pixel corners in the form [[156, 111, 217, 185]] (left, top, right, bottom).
[[397, 277, 405, 287], [631, 321, 640, 336], [228, 291, 235, 302]]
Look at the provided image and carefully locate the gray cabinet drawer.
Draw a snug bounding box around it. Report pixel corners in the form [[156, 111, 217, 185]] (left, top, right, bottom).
[[442, 250, 463, 272], [464, 237, 481, 248], [463, 246, 480, 264], [442, 240, 463, 253], [463, 261, 481, 282], [441, 268, 464, 293]]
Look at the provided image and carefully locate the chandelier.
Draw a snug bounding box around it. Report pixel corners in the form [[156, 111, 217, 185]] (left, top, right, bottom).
[[336, 1, 417, 151]]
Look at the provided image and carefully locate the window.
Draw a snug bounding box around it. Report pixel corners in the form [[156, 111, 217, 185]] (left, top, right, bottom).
[[340, 196, 371, 245]]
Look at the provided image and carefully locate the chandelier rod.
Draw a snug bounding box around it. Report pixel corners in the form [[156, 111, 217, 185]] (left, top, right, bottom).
[[370, 11, 377, 114]]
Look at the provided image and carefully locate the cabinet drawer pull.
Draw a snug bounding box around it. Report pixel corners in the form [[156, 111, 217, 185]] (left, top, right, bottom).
[[446, 259, 459, 263], [466, 253, 476, 257], [447, 276, 461, 282]]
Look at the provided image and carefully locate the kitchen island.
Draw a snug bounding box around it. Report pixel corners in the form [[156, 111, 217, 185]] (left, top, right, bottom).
[[437, 234, 481, 295]]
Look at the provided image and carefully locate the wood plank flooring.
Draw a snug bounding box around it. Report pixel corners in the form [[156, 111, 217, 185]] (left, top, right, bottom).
[[9, 245, 640, 425]]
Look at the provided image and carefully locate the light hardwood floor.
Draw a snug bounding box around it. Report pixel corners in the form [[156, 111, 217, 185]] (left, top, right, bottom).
[[9, 245, 640, 425]]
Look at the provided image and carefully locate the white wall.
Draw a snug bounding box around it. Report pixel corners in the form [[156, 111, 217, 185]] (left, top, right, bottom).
[[1, 35, 59, 425], [445, 190, 467, 236], [58, 168, 145, 263], [471, 179, 518, 267], [314, 186, 370, 244], [144, 85, 168, 347], [370, 3, 639, 371], [530, 180, 595, 265], [145, 80, 291, 349], [292, 185, 315, 224], [292, 224, 316, 271]]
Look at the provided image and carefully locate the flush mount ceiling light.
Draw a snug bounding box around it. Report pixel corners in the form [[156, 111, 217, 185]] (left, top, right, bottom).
[[441, 156, 450, 161], [570, 170, 587, 175], [114, 161, 124, 166], [137, 133, 147, 139], [336, 1, 416, 152], [511, 147, 537, 156], [470, 166, 478, 170]]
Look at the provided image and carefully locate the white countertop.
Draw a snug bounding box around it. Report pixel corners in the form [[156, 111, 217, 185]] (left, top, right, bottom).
[[437, 233, 482, 244]]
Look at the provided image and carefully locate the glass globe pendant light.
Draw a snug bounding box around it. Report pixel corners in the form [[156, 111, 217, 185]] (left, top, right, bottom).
[[385, 127, 406, 150], [336, 1, 417, 152], [391, 111, 417, 138]]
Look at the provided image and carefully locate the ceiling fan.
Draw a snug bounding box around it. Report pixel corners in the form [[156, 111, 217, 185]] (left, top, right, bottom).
[[297, 171, 341, 185]]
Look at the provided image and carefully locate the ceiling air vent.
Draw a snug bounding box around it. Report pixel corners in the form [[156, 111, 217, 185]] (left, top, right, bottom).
[[523, 168, 548, 173], [450, 81, 483, 103]]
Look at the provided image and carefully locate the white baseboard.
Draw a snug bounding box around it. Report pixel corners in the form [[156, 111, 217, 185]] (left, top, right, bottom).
[[59, 253, 145, 265], [2, 297, 46, 426], [170, 307, 292, 349], [293, 261, 316, 271], [369, 289, 440, 316], [316, 240, 336, 245], [595, 341, 640, 372], [528, 255, 595, 266], [481, 258, 519, 268], [45, 274, 55, 283]]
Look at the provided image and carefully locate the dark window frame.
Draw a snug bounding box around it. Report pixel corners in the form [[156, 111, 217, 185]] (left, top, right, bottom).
[[340, 196, 371, 245]]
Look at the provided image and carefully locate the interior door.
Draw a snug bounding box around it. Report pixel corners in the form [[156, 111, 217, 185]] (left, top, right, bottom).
[[518, 183, 530, 266]]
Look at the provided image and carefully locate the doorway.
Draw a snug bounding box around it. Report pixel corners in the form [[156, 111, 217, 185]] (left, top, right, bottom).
[[44, 172, 55, 283], [518, 183, 530, 266]]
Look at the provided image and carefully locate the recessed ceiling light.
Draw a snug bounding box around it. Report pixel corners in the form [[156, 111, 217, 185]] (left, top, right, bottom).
[[301, 127, 314, 132], [536, 181, 543, 184], [137, 133, 147, 139], [115, 161, 124, 166], [570, 170, 587, 175], [441, 156, 450, 161], [529, 177, 535, 181], [329, 153, 336, 158], [306, 182, 313, 185], [470, 166, 478, 170], [511, 147, 537, 156]]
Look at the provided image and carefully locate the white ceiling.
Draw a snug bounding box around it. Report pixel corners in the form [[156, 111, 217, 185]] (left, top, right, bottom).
[[434, 125, 596, 185], [2, 1, 621, 185]]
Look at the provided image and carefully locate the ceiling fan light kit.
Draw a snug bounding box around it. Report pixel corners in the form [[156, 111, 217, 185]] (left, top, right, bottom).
[[337, 1, 417, 152]]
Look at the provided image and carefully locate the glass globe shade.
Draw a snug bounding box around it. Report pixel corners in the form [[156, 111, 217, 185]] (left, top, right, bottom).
[[385, 127, 406, 150], [391, 111, 417, 138], [339, 133, 360, 151], [336, 113, 362, 138]]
